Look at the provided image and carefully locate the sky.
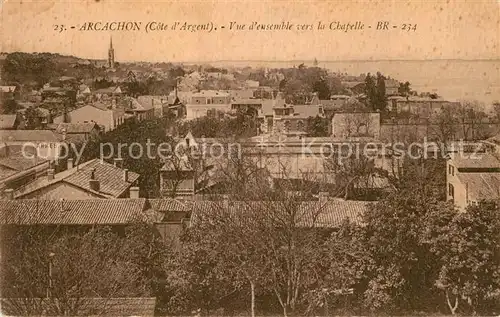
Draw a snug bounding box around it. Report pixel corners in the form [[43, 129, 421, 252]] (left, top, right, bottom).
[[0, 0, 499, 63]]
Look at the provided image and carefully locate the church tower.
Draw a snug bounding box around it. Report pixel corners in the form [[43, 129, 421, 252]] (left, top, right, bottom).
[[108, 36, 115, 68]]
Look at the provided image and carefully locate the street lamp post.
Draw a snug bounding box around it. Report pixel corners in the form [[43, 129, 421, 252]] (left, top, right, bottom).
[[46, 252, 55, 298]]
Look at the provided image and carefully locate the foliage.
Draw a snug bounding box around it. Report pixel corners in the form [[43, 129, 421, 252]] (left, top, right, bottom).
[[423, 201, 500, 315], [365, 72, 387, 111], [0, 223, 165, 315], [306, 115, 329, 137]]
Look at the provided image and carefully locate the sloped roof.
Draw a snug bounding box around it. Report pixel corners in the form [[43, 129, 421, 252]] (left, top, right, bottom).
[[0, 130, 59, 142], [14, 159, 140, 199], [0, 199, 149, 225], [55, 122, 99, 134], [451, 152, 500, 169], [64, 159, 140, 197], [190, 199, 370, 228], [0, 153, 48, 173], [0, 115, 17, 129], [457, 173, 500, 201], [149, 198, 191, 212]]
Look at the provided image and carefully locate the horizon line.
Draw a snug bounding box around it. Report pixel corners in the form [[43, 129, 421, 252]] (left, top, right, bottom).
[[1, 51, 499, 64]]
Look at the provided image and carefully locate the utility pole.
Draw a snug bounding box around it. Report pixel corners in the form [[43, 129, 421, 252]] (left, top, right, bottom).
[[46, 252, 55, 298]]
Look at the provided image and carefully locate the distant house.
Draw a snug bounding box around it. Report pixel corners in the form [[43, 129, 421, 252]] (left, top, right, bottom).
[[11, 158, 140, 200], [244, 80, 260, 88], [52, 122, 101, 143], [137, 95, 169, 118], [54, 103, 126, 132], [342, 81, 365, 95], [0, 148, 49, 193], [0, 130, 63, 161], [185, 90, 232, 120], [93, 86, 123, 100], [384, 79, 400, 96], [124, 97, 155, 121], [160, 155, 195, 199], [446, 152, 500, 211], [389, 97, 461, 118]]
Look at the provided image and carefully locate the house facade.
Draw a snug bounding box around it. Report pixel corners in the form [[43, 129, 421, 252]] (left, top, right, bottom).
[[446, 152, 500, 211]]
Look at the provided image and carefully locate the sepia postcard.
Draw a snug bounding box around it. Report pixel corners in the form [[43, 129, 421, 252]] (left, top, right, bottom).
[[0, 0, 499, 316]]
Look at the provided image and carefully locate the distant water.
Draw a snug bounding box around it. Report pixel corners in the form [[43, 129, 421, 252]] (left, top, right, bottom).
[[210, 59, 500, 106]]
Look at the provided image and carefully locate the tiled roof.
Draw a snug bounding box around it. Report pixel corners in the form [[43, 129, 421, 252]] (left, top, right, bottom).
[[149, 198, 191, 212], [0, 154, 47, 173], [192, 90, 230, 97], [0, 297, 156, 316], [0, 115, 17, 129], [0, 199, 149, 225], [451, 152, 500, 169], [64, 159, 140, 197], [231, 98, 263, 105], [0, 130, 59, 142], [55, 122, 98, 134], [190, 199, 370, 228], [292, 104, 323, 118], [457, 173, 500, 201], [14, 159, 140, 199]]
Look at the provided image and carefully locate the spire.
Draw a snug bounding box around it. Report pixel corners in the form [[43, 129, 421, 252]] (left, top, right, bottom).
[[110, 36, 113, 49]]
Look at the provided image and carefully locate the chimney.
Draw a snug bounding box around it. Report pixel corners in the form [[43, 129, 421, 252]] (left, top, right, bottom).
[[67, 158, 74, 170], [114, 157, 123, 168], [89, 168, 100, 192], [129, 186, 140, 198], [47, 169, 55, 181], [123, 169, 129, 182], [318, 192, 329, 204], [4, 188, 14, 200]]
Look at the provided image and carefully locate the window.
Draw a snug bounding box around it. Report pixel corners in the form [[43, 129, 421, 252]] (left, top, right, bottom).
[[448, 183, 454, 198], [448, 164, 454, 176], [284, 120, 291, 131], [297, 120, 304, 131]]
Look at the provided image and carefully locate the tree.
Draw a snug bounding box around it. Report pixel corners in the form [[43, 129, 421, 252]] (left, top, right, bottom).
[[424, 201, 500, 315], [306, 115, 329, 137], [312, 77, 331, 100], [456, 100, 489, 140], [398, 81, 411, 96], [0, 223, 163, 315]]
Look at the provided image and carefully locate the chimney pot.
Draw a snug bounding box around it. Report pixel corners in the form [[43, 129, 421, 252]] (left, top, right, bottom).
[[123, 169, 129, 182], [4, 188, 14, 200], [67, 158, 74, 170], [89, 179, 100, 192], [114, 157, 123, 168], [47, 169, 55, 181], [90, 168, 96, 180], [129, 186, 140, 198]]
